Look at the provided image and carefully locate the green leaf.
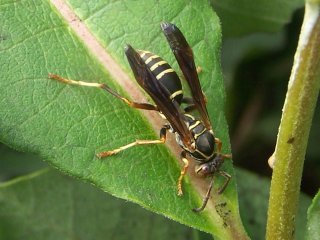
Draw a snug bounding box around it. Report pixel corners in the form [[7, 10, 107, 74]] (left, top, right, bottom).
[[0, 169, 195, 240], [0, 0, 247, 238], [306, 190, 320, 240], [210, 0, 304, 36]]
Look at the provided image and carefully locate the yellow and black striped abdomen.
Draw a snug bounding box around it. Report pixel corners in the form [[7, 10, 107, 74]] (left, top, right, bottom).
[[138, 50, 183, 104]]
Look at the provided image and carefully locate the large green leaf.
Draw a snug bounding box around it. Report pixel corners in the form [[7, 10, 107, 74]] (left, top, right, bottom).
[[0, 168, 195, 240], [0, 0, 247, 238]]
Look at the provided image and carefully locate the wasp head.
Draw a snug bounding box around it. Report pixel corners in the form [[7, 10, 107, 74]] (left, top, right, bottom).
[[195, 153, 227, 177]]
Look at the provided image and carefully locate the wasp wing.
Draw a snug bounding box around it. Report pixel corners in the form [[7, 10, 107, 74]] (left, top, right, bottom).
[[161, 22, 211, 130], [125, 44, 193, 148]]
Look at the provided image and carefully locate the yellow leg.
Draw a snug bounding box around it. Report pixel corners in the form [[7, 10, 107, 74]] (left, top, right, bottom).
[[97, 139, 165, 158], [177, 151, 189, 196], [196, 66, 202, 74], [48, 74, 158, 111], [214, 138, 232, 159], [96, 126, 168, 158], [48, 73, 102, 88], [214, 138, 222, 153]]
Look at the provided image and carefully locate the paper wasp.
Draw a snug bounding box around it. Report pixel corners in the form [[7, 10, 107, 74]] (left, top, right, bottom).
[[49, 22, 231, 212]]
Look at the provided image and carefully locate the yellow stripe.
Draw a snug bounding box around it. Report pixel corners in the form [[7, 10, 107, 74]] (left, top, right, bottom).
[[150, 60, 167, 71], [156, 69, 174, 80], [194, 148, 214, 159], [169, 90, 183, 100], [184, 114, 195, 120], [194, 128, 206, 139], [189, 120, 201, 130], [139, 50, 151, 58], [145, 54, 160, 64]]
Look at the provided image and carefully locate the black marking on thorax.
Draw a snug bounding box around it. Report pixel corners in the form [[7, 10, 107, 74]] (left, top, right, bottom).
[[182, 114, 216, 161]]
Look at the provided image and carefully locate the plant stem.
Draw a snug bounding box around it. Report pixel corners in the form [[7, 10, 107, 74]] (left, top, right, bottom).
[[266, 1, 320, 239]]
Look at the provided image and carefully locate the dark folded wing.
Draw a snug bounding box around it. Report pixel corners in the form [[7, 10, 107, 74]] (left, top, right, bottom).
[[161, 22, 211, 130], [125, 45, 193, 148]]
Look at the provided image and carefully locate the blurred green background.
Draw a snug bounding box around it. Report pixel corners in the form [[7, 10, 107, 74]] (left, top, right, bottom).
[[222, 8, 319, 197]]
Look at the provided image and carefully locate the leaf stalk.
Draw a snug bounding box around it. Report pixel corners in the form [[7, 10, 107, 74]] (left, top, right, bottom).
[[266, 1, 320, 239]]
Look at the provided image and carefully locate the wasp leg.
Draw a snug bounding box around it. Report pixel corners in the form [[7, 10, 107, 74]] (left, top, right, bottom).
[[48, 74, 158, 111], [217, 171, 231, 194], [96, 125, 169, 158], [196, 66, 202, 74], [177, 151, 189, 196], [192, 176, 214, 212], [214, 138, 232, 159], [214, 137, 224, 153]]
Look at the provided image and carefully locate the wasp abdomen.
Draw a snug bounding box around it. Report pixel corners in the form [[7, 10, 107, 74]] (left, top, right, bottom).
[[138, 50, 183, 104]]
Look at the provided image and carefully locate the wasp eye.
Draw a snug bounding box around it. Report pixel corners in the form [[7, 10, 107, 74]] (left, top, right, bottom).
[[201, 166, 209, 172], [196, 164, 211, 176], [202, 165, 210, 173]]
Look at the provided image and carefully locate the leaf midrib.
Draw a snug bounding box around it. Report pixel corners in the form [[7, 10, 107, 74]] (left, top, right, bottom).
[[50, 0, 226, 233]]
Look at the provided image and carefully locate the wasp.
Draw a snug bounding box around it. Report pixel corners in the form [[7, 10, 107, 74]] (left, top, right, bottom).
[[49, 22, 231, 212]]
